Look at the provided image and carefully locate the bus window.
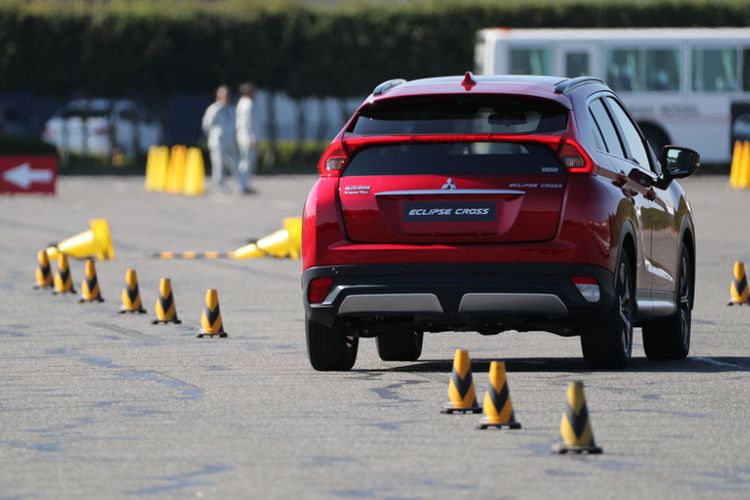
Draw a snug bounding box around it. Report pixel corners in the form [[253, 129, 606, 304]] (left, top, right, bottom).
[[589, 98, 625, 158], [743, 48, 750, 91], [606, 49, 641, 92], [645, 49, 680, 91], [565, 52, 589, 78], [510, 48, 552, 75], [692, 48, 738, 92]]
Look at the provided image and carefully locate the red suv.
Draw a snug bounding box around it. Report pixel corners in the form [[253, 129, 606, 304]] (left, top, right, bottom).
[[302, 73, 699, 371]]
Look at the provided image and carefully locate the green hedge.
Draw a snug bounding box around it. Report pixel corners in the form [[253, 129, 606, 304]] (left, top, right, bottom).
[[1, 1, 750, 98]]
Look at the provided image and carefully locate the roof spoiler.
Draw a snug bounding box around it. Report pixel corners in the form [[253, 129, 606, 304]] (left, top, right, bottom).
[[372, 78, 407, 96], [554, 77, 604, 94]]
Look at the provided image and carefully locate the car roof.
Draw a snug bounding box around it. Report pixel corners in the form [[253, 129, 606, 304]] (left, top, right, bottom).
[[368, 75, 608, 107]]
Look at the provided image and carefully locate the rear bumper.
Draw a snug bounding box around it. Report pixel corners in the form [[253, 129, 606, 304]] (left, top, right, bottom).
[[302, 263, 615, 333]]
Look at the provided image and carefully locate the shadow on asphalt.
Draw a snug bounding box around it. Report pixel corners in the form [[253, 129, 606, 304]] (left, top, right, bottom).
[[361, 356, 750, 374]]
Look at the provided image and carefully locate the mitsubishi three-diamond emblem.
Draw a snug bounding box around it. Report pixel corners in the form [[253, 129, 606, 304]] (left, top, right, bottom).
[[441, 178, 457, 190]]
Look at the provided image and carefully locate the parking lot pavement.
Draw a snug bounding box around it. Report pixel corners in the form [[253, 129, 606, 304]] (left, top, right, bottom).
[[1, 175, 749, 498]]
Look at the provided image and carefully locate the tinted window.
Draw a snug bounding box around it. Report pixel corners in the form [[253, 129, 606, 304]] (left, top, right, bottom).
[[509, 48, 552, 75], [588, 98, 624, 157], [606, 97, 651, 169], [342, 142, 561, 177], [645, 49, 680, 91], [352, 97, 567, 135], [692, 48, 738, 92], [606, 49, 641, 91]]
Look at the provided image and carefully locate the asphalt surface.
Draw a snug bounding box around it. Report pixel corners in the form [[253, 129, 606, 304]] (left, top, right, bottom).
[[1, 175, 749, 499]]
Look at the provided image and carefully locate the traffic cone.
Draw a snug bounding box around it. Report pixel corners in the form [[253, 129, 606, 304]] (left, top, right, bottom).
[[152, 278, 181, 324], [729, 261, 750, 305], [53, 254, 76, 294], [46, 219, 115, 261], [738, 141, 750, 190], [34, 249, 53, 289], [730, 141, 742, 188], [441, 349, 482, 414], [119, 269, 146, 314], [197, 288, 227, 338], [166, 145, 187, 195], [476, 361, 521, 429], [79, 258, 104, 303], [555, 381, 602, 454], [230, 217, 302, 260], [144, 145, 158, 191], [183, 147, 205, 197]]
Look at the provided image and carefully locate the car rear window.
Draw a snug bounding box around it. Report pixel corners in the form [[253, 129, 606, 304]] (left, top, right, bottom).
[[351, 96, 568, 135], [342, 142, 561, 176]]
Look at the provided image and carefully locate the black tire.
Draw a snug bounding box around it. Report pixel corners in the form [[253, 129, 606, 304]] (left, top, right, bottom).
[[306, 318, 358, 371], [580, 251, 635, 369], [642, 245, 692, 360], [376, 329, 423, 361]]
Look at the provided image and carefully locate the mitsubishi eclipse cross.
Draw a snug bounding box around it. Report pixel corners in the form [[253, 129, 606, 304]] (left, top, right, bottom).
[[302, 73, 699, 371]]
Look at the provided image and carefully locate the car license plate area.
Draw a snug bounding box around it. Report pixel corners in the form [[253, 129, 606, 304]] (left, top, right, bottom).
[[403, 202, 496, 222]]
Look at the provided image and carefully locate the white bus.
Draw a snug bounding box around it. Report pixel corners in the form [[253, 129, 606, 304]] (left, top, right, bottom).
[[475, 28, 750, 163]]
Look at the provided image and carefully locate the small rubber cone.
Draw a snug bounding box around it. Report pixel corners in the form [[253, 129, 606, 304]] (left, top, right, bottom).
[[79, 258, 104, 303], [152, 278, 181, 324], [476, 361, 521, 429], [728, 261, 750, 305], [34, 249, 53, 289], [53, 254, 76, 294], [197, 288, 227, 338], [183, 147, 205, 197], [46, 219, 115, 261], [554, 381, 602, 454], [119, 269, 146, 314], [441, 349, 482, 414]]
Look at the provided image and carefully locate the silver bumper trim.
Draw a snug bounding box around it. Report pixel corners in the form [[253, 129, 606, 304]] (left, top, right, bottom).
[[338, 293, 444, 314], [458, 293, 569, 314]]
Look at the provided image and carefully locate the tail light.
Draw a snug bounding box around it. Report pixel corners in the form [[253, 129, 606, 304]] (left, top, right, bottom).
[[572, 276, 600, 302], [308, 277, 334, 304], [317, 141, 348, 177], [558, 139, 593, 174]]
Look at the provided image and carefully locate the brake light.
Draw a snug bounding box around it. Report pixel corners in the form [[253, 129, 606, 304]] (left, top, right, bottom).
[[558, 139, 593, 174], [308, 277, 334, 304], [317, 141, 348, 177], [572, 276, 600, 302]]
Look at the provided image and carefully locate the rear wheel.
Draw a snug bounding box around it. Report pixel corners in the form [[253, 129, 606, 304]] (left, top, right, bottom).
[[306, 318, 358, 371], [580, 251, 634, 369], [642, 245, 691, 360], [376, 329, 423, 361]]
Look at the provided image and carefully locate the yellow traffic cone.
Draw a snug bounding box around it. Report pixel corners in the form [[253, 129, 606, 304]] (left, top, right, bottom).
[[152, 278, 181, 324], [53, 254, 76, 294], [34, 249, 53, 289], [476, 361, 521, 429], [441, 349, 482, 414], [79, 258, 104, 303], [197, 289, 227, 338], [46, 219, 115, 261], [183, 147, 206, 197], [155, 146, 170, 192], [730, 141, 742, 188], [166, 145, 187, 195], [555, 381, 602, 454], [729, 261, 750, 305], [230, 217, 302, 260], [144, 145, 158, 191], [119, 269, 146, 314], [738, 141, 750, 190]]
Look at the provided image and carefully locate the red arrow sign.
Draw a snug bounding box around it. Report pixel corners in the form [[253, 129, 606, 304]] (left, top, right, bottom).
[[0, 156, 57, 194]]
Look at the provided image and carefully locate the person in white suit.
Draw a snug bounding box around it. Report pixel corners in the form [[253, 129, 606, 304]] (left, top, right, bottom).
[[202, 85, 244, 193], [235, 82, 258, 194]]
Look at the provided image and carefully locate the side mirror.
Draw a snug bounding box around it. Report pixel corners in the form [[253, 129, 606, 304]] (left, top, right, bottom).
[[661, 146, 700, 179]]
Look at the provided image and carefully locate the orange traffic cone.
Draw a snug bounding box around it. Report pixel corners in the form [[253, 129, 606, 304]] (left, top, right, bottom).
[[441, 349, 482, 414], [197, 289, 227, 338], [152, 278, 181, 324], [476, 361, 521, 429], [78, 258, 104, 303], [34, 249, 53, 289]]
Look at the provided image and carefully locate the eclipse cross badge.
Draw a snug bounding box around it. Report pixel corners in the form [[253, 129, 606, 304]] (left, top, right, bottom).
[[441, 178, 457, 190]]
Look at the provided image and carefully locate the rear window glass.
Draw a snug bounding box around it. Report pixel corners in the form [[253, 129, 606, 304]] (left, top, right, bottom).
[[351, 96, 568, 135], [342, 142, 561, 176]]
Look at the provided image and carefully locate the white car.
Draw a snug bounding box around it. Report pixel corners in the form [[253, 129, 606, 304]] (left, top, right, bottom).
[[42, 99, 163, 158]]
